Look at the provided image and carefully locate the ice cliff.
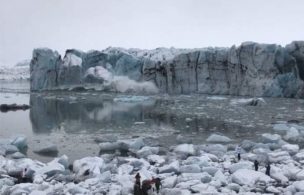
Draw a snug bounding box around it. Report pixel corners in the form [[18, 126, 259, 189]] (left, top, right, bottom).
[[30, 41, 304, 97]]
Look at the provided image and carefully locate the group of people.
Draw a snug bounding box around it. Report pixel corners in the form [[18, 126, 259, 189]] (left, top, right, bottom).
[[134, 173, 162, 195], [236, 145, 271, 176]]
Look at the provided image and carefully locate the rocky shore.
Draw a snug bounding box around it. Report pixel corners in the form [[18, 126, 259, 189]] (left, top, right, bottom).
[[1, 132, 304, 195]]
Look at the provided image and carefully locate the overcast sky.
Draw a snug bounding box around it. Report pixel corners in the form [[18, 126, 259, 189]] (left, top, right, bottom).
[[0, 0, 304, 66]]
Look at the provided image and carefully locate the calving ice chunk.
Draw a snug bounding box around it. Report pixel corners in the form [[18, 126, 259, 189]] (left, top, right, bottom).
[[83, 65, 158, 93]]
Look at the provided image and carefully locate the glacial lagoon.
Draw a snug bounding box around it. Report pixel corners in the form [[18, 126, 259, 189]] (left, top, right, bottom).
[[1, 81, 304, 163]]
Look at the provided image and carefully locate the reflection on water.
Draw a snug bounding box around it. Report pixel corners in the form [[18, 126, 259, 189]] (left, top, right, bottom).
[[2, 81, 304, 162], [29, 93, 253, 141], [30, 94, 157, 133]]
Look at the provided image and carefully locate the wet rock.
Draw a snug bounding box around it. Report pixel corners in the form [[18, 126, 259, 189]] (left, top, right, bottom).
[[0, 104, 30, 112]]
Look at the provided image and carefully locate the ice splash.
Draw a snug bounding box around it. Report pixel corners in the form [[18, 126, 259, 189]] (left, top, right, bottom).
[[84, 66, 159, 93]]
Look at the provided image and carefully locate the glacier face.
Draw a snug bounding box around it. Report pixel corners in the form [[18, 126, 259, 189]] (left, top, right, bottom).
[[30, 41, 304, 97]]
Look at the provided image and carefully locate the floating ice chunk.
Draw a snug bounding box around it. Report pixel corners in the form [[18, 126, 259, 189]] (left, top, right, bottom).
[[232, 169, 273, 187], [185, 118, 192, 122], [11, 136, 27, 150], [230, 98, 266, 106], [206, 96, 227, 100], [273, 124, 290, 131], [206, 134, 232, 143], [2, 144, 19, 154], [33, 143, 58, 156], [174, 144, 195, 156], [11, 152, 26, 159], [113, 95, 151, 102], [134, 121, 145, 125], [99, 142, 120, 152]]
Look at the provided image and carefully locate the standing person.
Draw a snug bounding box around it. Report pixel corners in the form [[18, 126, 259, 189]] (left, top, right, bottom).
[[135, 173, 141, 186], [134, 173, 141, 195], [254, 160, 259, 171], [154, 178, 162, 194], [266, 163, 271, 176], [235, 145, 242, 161]]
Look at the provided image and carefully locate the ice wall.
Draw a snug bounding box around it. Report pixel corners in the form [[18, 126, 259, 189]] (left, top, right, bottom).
[[30, 41, 304, 97]]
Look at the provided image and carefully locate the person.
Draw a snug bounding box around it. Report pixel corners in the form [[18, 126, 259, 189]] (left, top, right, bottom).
[[141, 180, 152, 195], [266, 163, 271, 176], [154, 178, 162, 194], [254, 160, 259, 171], [134, 173, 141, 195], [135, 173, 141, 186], [133, 182, 141, 195], [235, 145, 242, 161]]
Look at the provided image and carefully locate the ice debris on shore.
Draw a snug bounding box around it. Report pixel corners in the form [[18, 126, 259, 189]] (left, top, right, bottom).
[[1, 134, 304, 194]]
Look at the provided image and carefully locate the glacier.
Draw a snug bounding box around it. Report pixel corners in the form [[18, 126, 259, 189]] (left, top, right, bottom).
[[30, 41, 304, 97]]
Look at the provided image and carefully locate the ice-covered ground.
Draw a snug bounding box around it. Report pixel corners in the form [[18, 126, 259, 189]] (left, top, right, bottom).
[[1, 133, 304, 194], [0, 65, 29, 81]]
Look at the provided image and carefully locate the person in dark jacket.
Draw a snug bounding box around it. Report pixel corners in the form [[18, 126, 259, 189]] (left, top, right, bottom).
[[141, 180, 152, 195], [154, 178, 162, 193], [254, 160, 259, 171], [266, 163, 271, 176], [134, 173, 141, 195]]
